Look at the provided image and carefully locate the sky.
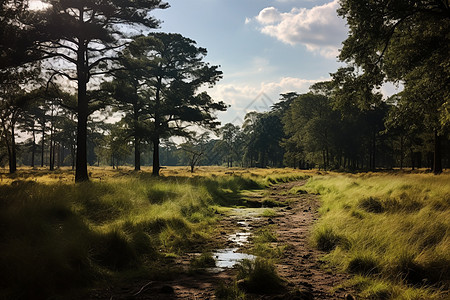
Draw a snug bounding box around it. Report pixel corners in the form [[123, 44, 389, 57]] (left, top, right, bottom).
[[152, 0, 349, 125]]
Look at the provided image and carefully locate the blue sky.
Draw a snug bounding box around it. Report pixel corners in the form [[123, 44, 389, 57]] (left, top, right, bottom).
[[152, 0, 349, 125]]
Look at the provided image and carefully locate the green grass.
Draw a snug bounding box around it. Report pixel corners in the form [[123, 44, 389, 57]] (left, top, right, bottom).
[[236, 258, 285, 294], [0, 177, 216, 298], [261, 208, 277, 217], [189, 252, 216, 273], [0, 168, 308, 299], [306, 172, 450, 299]]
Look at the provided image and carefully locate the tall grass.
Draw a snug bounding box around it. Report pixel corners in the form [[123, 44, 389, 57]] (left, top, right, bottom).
[[0, 167, 308, 299], [306, 172, 450, 299]]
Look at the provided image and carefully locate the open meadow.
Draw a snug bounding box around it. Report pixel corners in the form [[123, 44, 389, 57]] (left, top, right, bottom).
[[0, 167, 448, 299]]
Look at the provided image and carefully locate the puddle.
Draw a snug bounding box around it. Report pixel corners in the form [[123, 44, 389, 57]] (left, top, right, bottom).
[[228, 232, 251, 246], [214, 248, 256, 268], [207, 208, 265, 272]]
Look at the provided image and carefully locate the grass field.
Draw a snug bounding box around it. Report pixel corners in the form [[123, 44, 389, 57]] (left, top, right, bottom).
[[0, 167, 448, 299], [305, 171, 450, 299], [0, 166, 308, 299]]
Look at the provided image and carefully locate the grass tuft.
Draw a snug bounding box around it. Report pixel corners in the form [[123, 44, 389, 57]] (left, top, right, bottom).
[[358, 197, 384, 213], [190, 252, 216, 272], [346, 252, 380, 275], [313, 226, 348, 252], [236, 258, 284, 294]]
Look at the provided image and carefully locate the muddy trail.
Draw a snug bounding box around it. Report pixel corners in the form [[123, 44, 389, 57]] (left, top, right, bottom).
[[91, 180, 355, 299]]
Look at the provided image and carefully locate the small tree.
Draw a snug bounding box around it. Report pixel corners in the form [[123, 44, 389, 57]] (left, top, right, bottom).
[[180, 133, 210, 173]]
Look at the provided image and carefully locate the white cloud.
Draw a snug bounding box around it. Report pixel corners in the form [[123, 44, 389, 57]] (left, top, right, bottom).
[[262, 77, 320, 97], [255, 7, 283, 24], [249, 0, 347, 59], [211, 77, 326, 125]]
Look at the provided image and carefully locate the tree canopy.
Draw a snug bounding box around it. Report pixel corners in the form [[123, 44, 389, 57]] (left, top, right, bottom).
[[337, 0, 450, 174]]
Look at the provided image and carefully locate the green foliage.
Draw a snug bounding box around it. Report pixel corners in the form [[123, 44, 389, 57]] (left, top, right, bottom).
[[337, 0, 450, 174], [243, 111, 285, 168], [251, 227, 285, 260]]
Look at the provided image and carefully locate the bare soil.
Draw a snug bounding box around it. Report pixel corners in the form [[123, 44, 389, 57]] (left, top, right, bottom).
[[89, 180, 355, 299]]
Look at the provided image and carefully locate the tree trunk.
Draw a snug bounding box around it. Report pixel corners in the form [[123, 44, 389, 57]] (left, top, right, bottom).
[[152, 77, 162, 177], [52, 142, 56, 170], [71, 144, 75, 170], [399, 136, 404, 169], [371, 130, 376, 171], [41, 123, 45, 167], [433, 129, 442, 175], [49, 122, 54, 171], [152, 137, 160, 176], [322, 149, 326, 171], [133, 101, 141, 171], [4, 121, 17, 174], [135, 135, 141, 171], [75, 41, 90, 182], [31, 124, 36, 168]]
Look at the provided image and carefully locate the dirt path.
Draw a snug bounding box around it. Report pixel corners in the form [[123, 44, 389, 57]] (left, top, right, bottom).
[[90, 180, 354, 299], [267, 180, 353, 299]]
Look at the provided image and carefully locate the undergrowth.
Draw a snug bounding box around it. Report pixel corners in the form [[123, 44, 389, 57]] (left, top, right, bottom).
[[306, 172, 450, 299]]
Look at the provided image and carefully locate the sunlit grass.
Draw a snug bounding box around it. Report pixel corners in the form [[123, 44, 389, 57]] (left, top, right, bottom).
[[306, 172, 450, 299], [0, 166, 308, 299]]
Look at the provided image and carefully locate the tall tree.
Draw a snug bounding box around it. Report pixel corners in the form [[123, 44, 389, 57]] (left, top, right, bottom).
[[122, 33, 227, 176], [16, 0, 168, 181], [338, 0, 450, 174], [105, 40, 155, 171]]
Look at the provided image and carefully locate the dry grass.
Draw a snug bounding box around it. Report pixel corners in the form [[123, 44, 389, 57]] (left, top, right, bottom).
[[306, 171, 450, 299]]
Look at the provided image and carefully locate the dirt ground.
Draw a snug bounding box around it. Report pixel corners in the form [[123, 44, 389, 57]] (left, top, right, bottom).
[[89, 180, 356, 299]]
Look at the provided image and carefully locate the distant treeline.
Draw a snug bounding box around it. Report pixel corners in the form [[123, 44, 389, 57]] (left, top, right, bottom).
[[7, 85, 449, 172]]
